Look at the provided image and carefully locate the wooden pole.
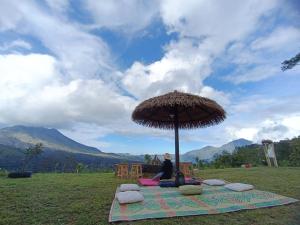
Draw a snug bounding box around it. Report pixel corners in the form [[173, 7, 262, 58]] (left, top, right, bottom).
[[174, 107, 180, 173]]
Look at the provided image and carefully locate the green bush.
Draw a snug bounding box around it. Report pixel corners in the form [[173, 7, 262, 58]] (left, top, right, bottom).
[[0, 168, 8, 177]]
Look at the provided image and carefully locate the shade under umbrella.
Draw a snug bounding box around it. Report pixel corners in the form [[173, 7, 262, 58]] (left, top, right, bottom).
[[132, 90, 226, 176]]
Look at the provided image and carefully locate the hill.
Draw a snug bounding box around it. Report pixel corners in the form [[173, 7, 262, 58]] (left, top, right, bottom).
[[0, 125, 142, 172], [182, 138, 252, 162], [0, 125, 101, 154]]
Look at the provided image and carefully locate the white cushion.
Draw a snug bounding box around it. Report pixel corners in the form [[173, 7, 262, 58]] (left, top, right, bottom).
[[203, 179, 225, 186], [225, 183, 254, 192], [119, 184, 140, 192], [116, 191, 144, 204]]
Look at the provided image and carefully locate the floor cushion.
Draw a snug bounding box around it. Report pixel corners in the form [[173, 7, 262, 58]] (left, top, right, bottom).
[[120, 184, 140, 192], [139, 178, 194, 186], [224, 183, 254, 192], [179, 185, 202, 195], [185, 179, 201, 185], [116, 191, 144, 204], [138, 178, 159, 186], [159, 181, 177, 187], [203, 179, 225, 186]]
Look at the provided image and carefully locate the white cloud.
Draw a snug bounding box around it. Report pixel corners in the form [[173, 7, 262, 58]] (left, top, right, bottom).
[[160, 0, 278, 53], [0, 39, 32, 52], [223, 93, 300, 143], [85, 0, 159, 34], [0, 1, 113, 80], [45, 0, 70, 13], [122, 37, 229, 106], [122, 0, 279, 100], [0, 54, 58, 98], [226, 115, 300, 143], [251, 26, 300, 51], [222, 26, 300, 84], [226, 127, 258, 141], [225, 65, 280, 84], [0, 53, 136, 129], [0, 1, 23, 31]]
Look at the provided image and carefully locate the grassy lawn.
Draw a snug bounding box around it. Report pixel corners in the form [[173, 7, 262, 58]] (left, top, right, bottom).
[[1, 167, 299, 225]]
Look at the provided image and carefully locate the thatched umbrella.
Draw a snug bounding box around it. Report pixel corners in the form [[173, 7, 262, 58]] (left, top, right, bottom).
[[132, 90, 226, 176]]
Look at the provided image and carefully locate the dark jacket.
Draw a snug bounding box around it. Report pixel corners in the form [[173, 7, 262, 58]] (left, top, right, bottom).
[[160, 159, 173, 179]]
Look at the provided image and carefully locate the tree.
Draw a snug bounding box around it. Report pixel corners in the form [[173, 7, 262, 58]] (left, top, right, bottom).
[[213, 151, 233, 168], [76, 163, 85, 173], [194, 156, 204, 169], [54, 162, 60, 173], [144, 154, 152, 164], [23, 143, 44, 171], [289, 140, 300, 166], [282, 52, 300, 71]]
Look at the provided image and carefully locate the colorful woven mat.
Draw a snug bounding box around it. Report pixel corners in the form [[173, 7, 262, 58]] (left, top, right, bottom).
[[109, 184, 298, 222]]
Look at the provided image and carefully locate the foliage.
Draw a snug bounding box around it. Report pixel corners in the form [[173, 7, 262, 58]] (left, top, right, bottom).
[[7, 171, 31, 178], [0, 168, 299, 225], [75, 163, 85, 173], [213, 151, 233, 168], [23, 143, 44, 171], [209, 137, 300, 168], [194, 156, 205, 169], [289, 139, 300, 166], [0, 168, 7, 177], [144, 154, 152, 164], [282, 52, 300, 71]]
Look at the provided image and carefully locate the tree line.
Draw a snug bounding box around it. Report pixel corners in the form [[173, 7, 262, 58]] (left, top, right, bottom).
[[194, 136, 300, 169]]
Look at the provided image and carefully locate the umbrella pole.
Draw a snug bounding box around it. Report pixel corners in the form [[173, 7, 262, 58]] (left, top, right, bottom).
[[174, 108, 180, 173]]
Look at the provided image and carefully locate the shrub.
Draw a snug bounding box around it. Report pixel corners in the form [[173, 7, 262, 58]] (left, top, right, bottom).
[[0, 168, 8, 177], [8, 172, 32, 178]]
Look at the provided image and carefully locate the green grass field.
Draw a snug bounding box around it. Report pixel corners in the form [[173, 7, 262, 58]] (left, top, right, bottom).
[[1, 167, 299, 225]]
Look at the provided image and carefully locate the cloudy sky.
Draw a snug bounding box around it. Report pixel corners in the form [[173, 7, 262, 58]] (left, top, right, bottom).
[[0, 0, 299, 154]]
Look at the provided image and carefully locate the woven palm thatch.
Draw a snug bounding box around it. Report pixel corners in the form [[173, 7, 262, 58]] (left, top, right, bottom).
[[132, 91, 226, 129]]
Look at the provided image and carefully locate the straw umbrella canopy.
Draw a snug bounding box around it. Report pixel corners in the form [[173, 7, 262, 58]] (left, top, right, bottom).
[[132, 90, 226, 173]]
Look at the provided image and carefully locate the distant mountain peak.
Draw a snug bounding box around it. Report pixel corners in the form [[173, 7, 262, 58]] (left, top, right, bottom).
[[183, 138, 252, 162], [0, 125, 102, 154]]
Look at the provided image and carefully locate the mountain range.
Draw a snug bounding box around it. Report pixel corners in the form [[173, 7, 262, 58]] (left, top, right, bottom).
[[0, 125, 252, 171], [150, 139, 252, 163], [0, 125, 143, 171], [0, 125, 101, 154], [182, 138, 253, 162]]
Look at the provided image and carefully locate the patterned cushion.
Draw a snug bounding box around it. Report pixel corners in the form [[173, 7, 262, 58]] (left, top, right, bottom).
[[225, 183, 254, 192], [138, 178, 159, 186], [116, 191, 144, 204], [185, 179, 201, 185], [203, 179, 225, 186], [120, 184, 140, 192], [179, 185, 202, 195]]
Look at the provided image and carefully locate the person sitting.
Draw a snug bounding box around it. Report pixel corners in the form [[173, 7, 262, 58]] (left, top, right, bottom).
[[152, 153, 173, 181]]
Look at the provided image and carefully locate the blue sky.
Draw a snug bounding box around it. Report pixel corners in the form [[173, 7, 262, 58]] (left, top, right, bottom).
[[0, 0, 299, 154]]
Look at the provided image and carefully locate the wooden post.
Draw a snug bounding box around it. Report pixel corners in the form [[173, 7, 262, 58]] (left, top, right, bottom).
[[263, 145, 272, 167], [262, 140, 278, 168], [174, 107, 180, 173]]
